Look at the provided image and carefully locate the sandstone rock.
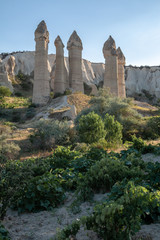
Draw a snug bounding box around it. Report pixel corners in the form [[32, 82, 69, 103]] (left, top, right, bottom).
[[103, 36, 119, 96], [125, 66, 160, 100], [32, 20, 50, 105], [62, 105, 77, 121], [6, 56, 15, 76], [53, 36, 68, 94], [67, 31, 84, 93], [0, 59, 13, 92], [84, 82, 98, 95], [2, 51, 160, 102], [117, 47, 126, 97]]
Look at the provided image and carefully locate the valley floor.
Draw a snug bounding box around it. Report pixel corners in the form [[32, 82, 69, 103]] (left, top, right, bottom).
[[2, 153, 160, 240]]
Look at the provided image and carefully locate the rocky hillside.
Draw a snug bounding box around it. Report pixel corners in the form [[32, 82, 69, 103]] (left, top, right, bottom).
[[1, 51, 160, 101]]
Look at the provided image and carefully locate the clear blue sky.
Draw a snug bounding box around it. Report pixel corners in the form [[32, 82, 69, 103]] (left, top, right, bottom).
[[1, 0, 160, 66]]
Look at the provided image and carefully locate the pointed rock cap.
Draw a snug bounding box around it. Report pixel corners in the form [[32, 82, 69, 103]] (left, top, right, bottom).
[[117, 47, 125, 64], [54, 35, 64, 48], [67, 31, 83, 50], [35, 20, 49, 41], [103, 35, 117, 56]]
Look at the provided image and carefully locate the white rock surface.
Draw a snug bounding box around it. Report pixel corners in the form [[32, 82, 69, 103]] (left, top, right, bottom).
[[125, 66, 160, 99]]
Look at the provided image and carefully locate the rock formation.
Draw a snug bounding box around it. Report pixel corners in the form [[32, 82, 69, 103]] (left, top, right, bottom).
[[2, 51, 160, 101], [67, 31, 84, 93], [54, 36, 68, 93], [32, 20, 50, 105], [6, 56, 15, 76], [103, 35, 119, 96], [117, 47, 126, 97], [0, 59, 13, 92]]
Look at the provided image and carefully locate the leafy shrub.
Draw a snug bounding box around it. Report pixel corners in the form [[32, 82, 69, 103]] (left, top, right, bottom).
[[76, 111, 106, 143], [0, 125, 20, 161], [82, 183, 160, 240], [145, 162, 160, 190], [50, 146, 80, 169], [76, 154, 144, 201], [16, 71, 32, 91], [131, 135, 146, 152], [56, 182, 160, 240], [30, 119, 70, 150], [0, 223, 10, 240], [104, 113, 123, 146], [0, 97, 31, 109], [0, 86, 12, 97], [11, 172, 65, 213], [0, 156, 51, 218], [75, 88, 143, 140], [144, 116, 160, 139]]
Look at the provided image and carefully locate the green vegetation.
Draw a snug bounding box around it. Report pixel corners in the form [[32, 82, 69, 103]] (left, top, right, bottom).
[[0, 124, 20, 162], [30, 119, 71, 150], [77, 111, 106, 143], [0, 96, 31, 109], [0, 86, 12, 97], [1, 89, 160, 239], [104, 113, 123, 146], [0, 223, 10, 240]]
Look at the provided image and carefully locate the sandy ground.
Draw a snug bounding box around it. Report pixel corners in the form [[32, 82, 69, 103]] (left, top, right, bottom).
[[2, 154, 160, 240]]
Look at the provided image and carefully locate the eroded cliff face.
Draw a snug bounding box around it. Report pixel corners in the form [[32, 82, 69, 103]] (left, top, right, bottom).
[[0, 51, 160, 100], [125, 66, 160, 99]]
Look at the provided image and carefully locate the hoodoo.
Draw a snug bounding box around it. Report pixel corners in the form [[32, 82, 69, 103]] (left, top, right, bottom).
[[32, 20, 50, 105], [54, 36, 68, 93], [103, 35, 119, 96], [117, 47, 126, 97], [67, 31, 84, 93]]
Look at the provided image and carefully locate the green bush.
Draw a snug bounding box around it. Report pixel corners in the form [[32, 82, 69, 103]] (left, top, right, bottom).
[[75, 88, 143, 140], [82, 183, 160, 240], [30, 119, 70, 150], [50, 146, 80, 169], [104, 113, 123, 146], [76, 111, 106, 143], [10, 172, 65, 213], [0, 86, 12, 97], [56, 182, 160, 240], [0, 125, 20, 161], [131, 135, 146, 152], [0, 223, 10, 240], [76, 153, 144, 201], [144, 116, 160, 139]]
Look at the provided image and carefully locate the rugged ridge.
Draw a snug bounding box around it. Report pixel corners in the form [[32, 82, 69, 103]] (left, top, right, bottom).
[[0, 51, 160, 100]]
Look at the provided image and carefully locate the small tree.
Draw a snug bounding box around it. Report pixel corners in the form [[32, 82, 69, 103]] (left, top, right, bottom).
[[77, 111, 106, 144], [0, 86, 12, 97], [104, 113, 123, 146]]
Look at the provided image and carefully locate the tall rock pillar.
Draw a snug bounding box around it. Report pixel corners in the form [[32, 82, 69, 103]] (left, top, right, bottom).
[[103, 36, 119, 96], [117, 47, 126, 98], [67, 31, 84, 93], [32, 20, 50, 105], [54, 36, 68, 93]]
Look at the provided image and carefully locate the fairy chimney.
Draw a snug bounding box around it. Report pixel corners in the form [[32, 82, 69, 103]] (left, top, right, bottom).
[[117, 47, 126, 97], [54, 36, 68, 93], [103, 36, 119, 96], [32, 20, 50, 105], [67, 31, 84, 93]]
